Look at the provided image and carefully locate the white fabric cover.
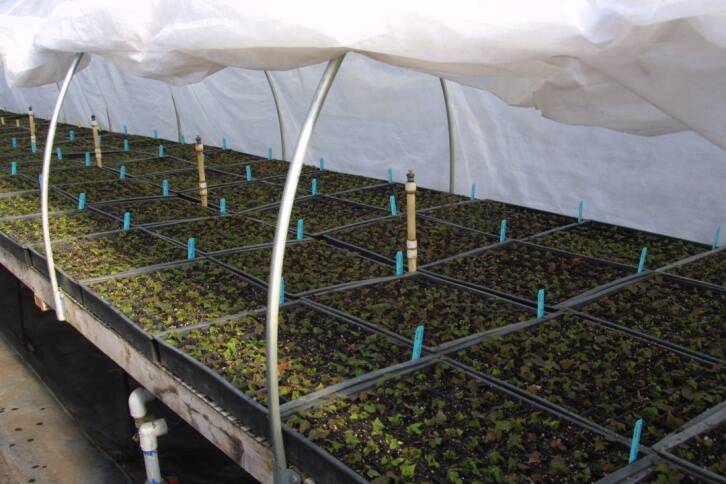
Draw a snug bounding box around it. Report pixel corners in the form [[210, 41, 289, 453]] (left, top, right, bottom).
[[0, 1, 723, 245]]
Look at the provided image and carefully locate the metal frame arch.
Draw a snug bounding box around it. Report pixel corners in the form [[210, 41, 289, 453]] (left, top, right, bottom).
[[440, 78, 457, 194], [265, 70, 287, 161], [40, 52, 85, 321], [265, 54, 345, 482]]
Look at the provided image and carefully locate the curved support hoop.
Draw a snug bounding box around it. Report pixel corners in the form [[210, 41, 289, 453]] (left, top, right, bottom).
[[265, 70, 287, 161], [265, 54, 345, 481], [440, 78, 456, 193], [41, 52, 85, 321]]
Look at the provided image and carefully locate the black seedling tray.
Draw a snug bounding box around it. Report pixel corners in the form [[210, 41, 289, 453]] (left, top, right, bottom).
[[568, 272, 726, 366], [420, 239, 637, 310]]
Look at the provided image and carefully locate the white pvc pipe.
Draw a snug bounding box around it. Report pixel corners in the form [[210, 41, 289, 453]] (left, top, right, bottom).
[[440, 78, 457, 194], [265, 54, 345, 482], [128, 387, 155, 419], [265, 70, 287, 161], [139, 418, 168, 484], [40, 52, 84, 321]]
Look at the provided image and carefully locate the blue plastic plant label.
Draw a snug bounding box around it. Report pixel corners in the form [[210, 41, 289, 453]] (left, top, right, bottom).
[[158, 144, 165, 157], [628, 418, 644, 464], [280, 278, 285, 304], [56, 147, 63, 160], [31, 142, 36, 153], [411, 325, 425, 360], [180, 134, 186, 144], [37, 174, 42, 186], [578, 200, 584, 223], [245, 165, 252, 181], [162, 179, 169, 197], [69, 130, 75, 141], [387, 167, 393, 184], [713, 226, 721, 250], [389, 195, 398, 216], [222, 137, 228, 150], [219, 197, 227, 215], [470, 183, 477, 200], [267, 147, 272, 160], [123, 212, 131, 231], [123, 125, 128, 134], [395, 251, 404, 276], [85, 152, 91, 167], [319, 157, 325, 170], [637, 247, 648, 273], [123, 139, 129, 152], [77, 192, 86, 210], [119, 165, 126, 180], [187, 237, 196, 260], [11, 137, 16, 148], [499, 219, 507, 242], [297, 219, 304, 240], [153, 129, 158, 139], [10, 162, 16, 176], [311, 177, 318, 195], [537, 288, 545, 318]]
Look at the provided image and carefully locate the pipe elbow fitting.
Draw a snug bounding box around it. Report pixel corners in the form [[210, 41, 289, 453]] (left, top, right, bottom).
[[128, 387, 155, 419], [139, 418, 168, 452]]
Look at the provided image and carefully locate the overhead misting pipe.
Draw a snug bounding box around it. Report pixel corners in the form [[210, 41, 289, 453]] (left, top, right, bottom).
[[265, 70, 287, 161], [40, 52, 84, 321], [440, 78, 456, 193], [28, 106, 36, 149], [405, 170, 418, 272], [91, 114, 102, 167], [128, 388, 168, 484], [265, 53, 345, 483], [195, 136, 208, 207]]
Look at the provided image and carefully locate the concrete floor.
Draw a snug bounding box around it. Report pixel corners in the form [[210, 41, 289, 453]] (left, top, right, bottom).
[[0, 333, 132, 484]]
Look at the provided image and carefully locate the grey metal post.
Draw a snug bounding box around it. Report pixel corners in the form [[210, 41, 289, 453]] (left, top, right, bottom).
[[440, 78, 456, 193], [40, 52, 84, 321], [265, 54, 345, 482], [265, 70, 287, 160]]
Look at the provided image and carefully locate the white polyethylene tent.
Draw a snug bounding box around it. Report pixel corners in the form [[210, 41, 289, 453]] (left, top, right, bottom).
[[0, 1, 724, 244]]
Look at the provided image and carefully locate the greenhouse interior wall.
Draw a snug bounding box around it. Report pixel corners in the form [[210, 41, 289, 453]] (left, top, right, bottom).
[[0, 52, 722, 245]]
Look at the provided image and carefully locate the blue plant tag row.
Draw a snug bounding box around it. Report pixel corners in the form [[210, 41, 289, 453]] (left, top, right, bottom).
[[119, 165, 126, 180], [537, 288, 545, 319], [311, 177, 318, 195], [56, 147, 63, 160], [319, 157, 325, 170], [123, 139, 129, 152], [245, 165, 252, 181], [395, 250, 404, 276], [499, 219, 507, 242], [280, 277, 285, 304], [637, 247, 648, 273], [122, 211, 131, 231], [297, 219, 304, 240], [69, 130, 75, 141], [411, 325, 425, 360], [470, 183, 476, 200], [77, 192, 86, 210], [85, 152, 91, 167], [389, 195, 398, 216], [629, 418, 644, 464], [222, 137, 228, 150], [714, 226, 721, 250], [187, 237, 196, 260], [267, 147, 272, 160], [10, 162, 16, 176], [387, 167, 393, 184], [162, 179, 169, 197], [11, 137, 16, 148], [219, 197, 227, 215], [158, 144, 165, 157]]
